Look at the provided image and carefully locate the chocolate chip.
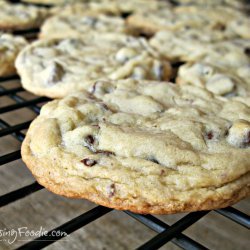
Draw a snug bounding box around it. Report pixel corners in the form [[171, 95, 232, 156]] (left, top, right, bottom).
[[108, 184, 116, 198], [213, 23, 226, 31], [206, 131, 214, 140], [244, 131, 250, 147], [121, 12, 132, 18], [85, 135, 94, 145], [244, 48, 250, 57], [96, 150, 115, 156], [160, 169, 165, 175], [81, 158, 97, 167]]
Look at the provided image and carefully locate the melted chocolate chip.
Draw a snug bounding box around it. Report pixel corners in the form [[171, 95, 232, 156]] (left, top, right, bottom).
[[81, 158, 97, 167], [244, 47, 250, 57], [213, 23, 226, 31], [206, 131, 214, 140], [109, 184, 116, 198], [245, 131, 250, 147], [160, 169, 165, 175], [121, 12, 132, 18], [96, 150, 115, 156], [85, 135, 94, 145]]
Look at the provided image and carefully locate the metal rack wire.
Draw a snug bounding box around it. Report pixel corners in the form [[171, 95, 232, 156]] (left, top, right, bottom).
[[0, 72, 249, 250]]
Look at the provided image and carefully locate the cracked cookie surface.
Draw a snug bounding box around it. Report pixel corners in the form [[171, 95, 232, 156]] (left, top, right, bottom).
[[52, 0, 172, 16], [15, 34, 171, 98], [22, 79, 250, 214]]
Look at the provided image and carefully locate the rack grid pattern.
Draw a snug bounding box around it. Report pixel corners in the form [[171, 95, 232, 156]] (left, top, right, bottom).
[[0, 73, 249, 250]]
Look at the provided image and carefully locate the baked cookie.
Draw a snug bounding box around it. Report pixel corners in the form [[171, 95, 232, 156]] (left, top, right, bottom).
[[149, 30, 230, 62], [111, 0, 172, 15], [0, 33, 28, 77], [22, 79, 250, 214], [127, 5, 250, 38], [15, 34, 171, 98], [174, 0, 250, 10], [40, 14, 130, 39], [0, 0, 49, 31], [150, 31, 250, 66], [53, 0, 172, 17], [21, 0, 88, 6], [176, 62, 250, 101]]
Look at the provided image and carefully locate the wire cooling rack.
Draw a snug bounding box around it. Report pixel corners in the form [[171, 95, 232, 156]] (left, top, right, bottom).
[[0, 1, 250, 247]]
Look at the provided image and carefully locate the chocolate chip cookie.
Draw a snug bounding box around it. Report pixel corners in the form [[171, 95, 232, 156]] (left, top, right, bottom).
[[40, 14, 131, 39], [21, 79, 250, 214], [0, 0, 49, 31], [15, 34, 172, 98]]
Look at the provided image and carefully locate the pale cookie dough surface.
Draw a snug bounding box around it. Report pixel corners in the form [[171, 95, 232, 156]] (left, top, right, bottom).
[[110, 0, 173, 14], [150, 31, 250, 67], [0, 33, 28, 77], [201, 40, 250, 82], [22, 79, 250, 214], [15, 34, 171, 98], [149, 30, 232, 62], [176, 62, 250, 103], [127, 5, 250, 38], [175, 0, 250, 10], [53, 0, 172, 16], [0, 0, 49, 31], [40, 14, 130, 39], [21, 0, 89, 5]]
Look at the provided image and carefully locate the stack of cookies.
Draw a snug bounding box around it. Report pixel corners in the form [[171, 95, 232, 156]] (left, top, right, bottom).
[[1, 0, 249, 214]]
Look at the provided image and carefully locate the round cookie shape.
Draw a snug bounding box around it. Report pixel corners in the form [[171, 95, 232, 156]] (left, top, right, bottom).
[[40, 14, 130, 39], [22, 79, 250, 214], [15, 34, 172, 98], [0, 1, 49, 31], [175, 0, 250, 10], [0, 33, 28, 77], [21, 0, 89, 6]]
